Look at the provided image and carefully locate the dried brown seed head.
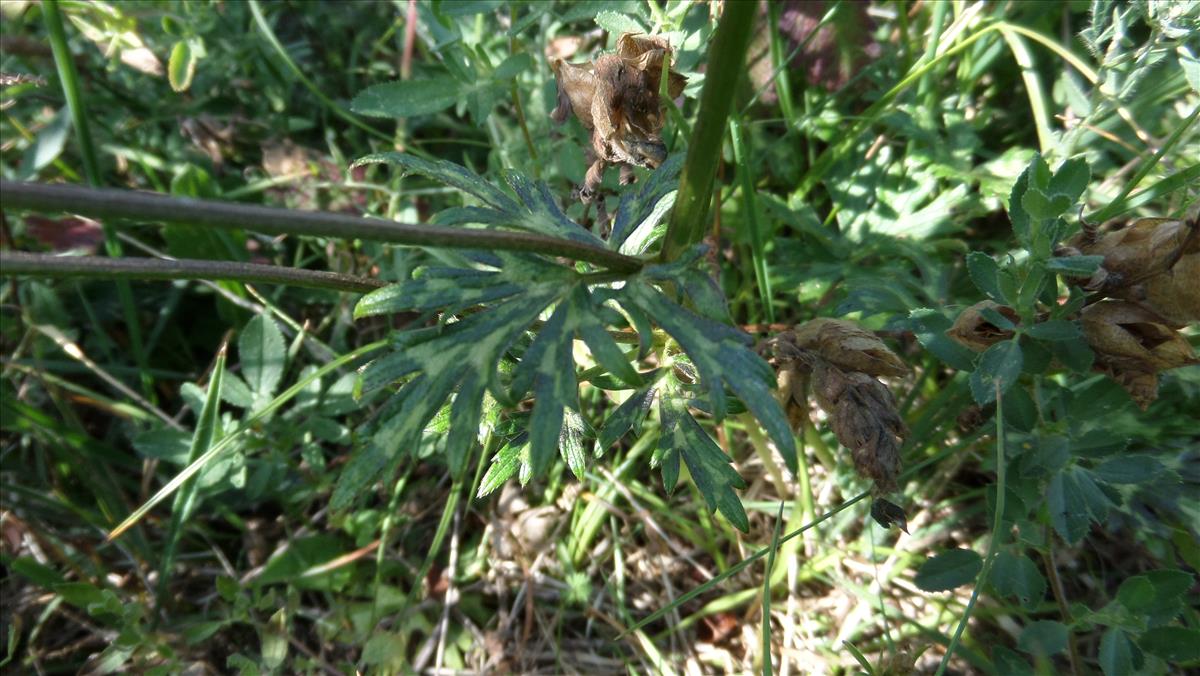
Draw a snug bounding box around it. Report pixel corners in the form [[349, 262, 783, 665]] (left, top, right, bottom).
[[1081, 300, 1199, 408], [790, 318, 909, 377], [551, 58, 598, 127], [550, 33, 685, 199], [813, 362, 905, 492], [1081, 300, 1199, 372], [946, 301, 1020, 352], [1078, 217, 1198, 292], [1123, 252, 1200, 327]]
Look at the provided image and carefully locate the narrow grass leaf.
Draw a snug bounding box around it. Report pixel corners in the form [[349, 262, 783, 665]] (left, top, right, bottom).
[[108, 341, 387, 541], [157, 346, 225, 604]]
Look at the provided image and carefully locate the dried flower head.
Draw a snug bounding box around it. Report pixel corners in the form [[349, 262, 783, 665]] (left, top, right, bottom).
[[1075, 217, 1197, 294], [946, 301, 1020, 352], [813, 362, 906, 493], [787, 318, 909, 378], [763, 319, 909, 493], [1081, 300, 1200, 408], [550, 33, 686, 202]]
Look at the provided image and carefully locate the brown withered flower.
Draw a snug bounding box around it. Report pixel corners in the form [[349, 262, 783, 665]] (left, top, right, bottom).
[[786, 317, 910, 377], [1102, 218, 1200, 327], [763, 319, 909, 493], [812, 362, 905, 493], [1081, 300, 1200, 408], [1133, 250, 1200, 327], [551, 33, 686, 202], [946, 301, 1021, 352], [1072, 217, 1197, 294]]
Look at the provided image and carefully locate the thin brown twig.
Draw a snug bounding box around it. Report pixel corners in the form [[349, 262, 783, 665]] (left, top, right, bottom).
[[1043, 527, 1083, 676]]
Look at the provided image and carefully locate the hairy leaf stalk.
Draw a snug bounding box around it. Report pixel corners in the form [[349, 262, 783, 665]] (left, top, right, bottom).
[[1, 181, 643, 273]]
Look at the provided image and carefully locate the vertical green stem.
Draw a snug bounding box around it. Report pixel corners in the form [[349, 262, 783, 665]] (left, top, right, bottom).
[[661, 0, 757, 261], [936, 383, 1007, 675], [729, 117, 775, 323], [43, 0, 154, 402], [42, 0, 99, 185]]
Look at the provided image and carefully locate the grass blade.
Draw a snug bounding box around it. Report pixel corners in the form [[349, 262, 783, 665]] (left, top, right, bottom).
[[108, 340, 388, 541], [729, 117, 774, 323], [156, 344, 225, 610], [761, 500, 785, 676]]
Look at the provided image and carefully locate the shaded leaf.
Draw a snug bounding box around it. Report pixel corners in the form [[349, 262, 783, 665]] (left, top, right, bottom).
[[1094, 456, 1165, 484], [909, 308, 978, 370], [240, 315, 286, 399], [914, 548, 982, 591], [967, 252, 1009, 303], [1045, 255, 1105, 276], [991, 551, 1046, 608], [1048, 157, 1090, 202], [1138, 627, 1200, 662], [970, 339, 1023, 404], [1018, 620, 1068, 656], [598, 386, 656, 450], [1099, 628, 1142, 676], [1027, 319, 1081, 341], [351, 78, 463, 118]]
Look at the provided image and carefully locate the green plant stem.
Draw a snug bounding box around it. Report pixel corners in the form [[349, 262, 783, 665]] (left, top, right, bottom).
[[42, 0, 99, 186], [661, 0, 756, 261], [0, 252, 386, 294], [936, 384, 1008, 676], [1, 181, 643, 273], [43, 0, 154, 401], [246, 0, 391, 143], [729, 117, 774, 323]]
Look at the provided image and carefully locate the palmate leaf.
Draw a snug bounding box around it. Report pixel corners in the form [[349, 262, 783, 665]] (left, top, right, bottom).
[[613, 153, 684, 253], [658, 395, 749, 532], [338, 156, 797, 531], [502, 170, 606, 246], [353, 152, 517, 211], [620, 279, 798, 473]]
